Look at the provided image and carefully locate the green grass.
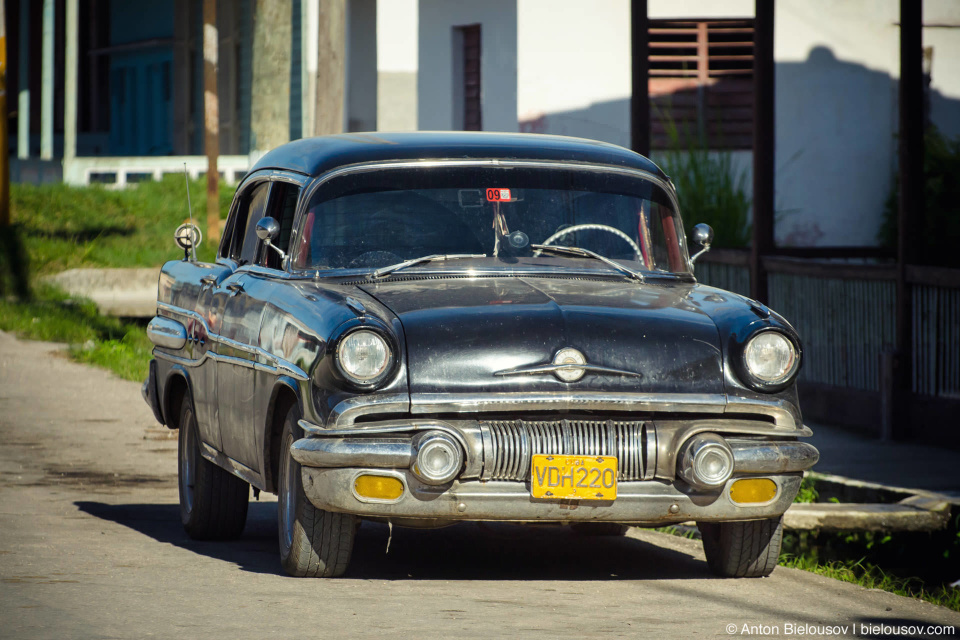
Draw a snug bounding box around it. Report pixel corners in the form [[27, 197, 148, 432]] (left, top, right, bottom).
[[0, 284, 152, 382], [779, 554, 960, 612], [11, 176, 233, 276], [2, 177, 236, 381]]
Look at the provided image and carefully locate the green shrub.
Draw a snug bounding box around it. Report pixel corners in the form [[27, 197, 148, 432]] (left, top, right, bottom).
[[879, 126, 960, 267], [653, 114, 752, 248]]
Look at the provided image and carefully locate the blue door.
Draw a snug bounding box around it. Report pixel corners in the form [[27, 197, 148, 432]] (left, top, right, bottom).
[[109, 49, 173, 155]]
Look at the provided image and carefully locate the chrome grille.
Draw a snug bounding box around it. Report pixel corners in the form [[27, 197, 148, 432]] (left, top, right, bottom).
[[480, 419, 656, 482]]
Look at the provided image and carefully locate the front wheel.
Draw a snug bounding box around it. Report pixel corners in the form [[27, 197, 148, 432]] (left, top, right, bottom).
[[697, 516, 783, 578], [277, 404, 357, 577], [178, 391, 249, 540]]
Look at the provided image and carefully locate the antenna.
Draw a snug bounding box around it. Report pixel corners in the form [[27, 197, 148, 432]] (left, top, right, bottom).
[[183, 163, 198, 262]]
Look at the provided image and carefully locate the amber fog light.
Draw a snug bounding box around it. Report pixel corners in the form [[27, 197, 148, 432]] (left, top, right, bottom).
[[729, 478, 778, 504], [354, 474, 404, 501]]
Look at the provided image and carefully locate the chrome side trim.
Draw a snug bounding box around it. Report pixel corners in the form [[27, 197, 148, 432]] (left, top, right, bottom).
[[155, 301, 308, 381], [147, 316, 188, 350], [199, 441, 265, 490]]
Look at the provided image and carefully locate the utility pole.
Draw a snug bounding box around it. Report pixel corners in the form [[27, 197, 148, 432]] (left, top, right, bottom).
[[251, 0, 292, 150], [204, 0, 220, 243], [315, 0, 345, 135], [750, 0, 775, 304], [894, 0, 924, 439], [0, 0, 9, 228]]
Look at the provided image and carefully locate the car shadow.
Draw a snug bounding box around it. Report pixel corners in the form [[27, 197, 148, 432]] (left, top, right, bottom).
[[75, 500, 715, 581]]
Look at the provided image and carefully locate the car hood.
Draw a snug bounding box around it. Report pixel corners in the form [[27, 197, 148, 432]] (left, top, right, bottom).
[[358, 276, 723, 395]]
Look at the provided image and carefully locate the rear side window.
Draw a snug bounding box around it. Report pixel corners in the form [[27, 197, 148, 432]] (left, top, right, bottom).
[[225, 182, 271, 264]]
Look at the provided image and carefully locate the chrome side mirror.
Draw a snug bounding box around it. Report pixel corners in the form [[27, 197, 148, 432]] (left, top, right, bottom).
[[256, 217, 287, 264], [690, 223, 714, 264]]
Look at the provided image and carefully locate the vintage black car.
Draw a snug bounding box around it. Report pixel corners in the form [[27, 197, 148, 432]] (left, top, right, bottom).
[[143, 132, 818, 578]]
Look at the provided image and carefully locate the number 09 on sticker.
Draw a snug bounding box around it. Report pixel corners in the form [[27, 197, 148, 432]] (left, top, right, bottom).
[[486, 188, 512, 202], [530, 454, 618, 500]]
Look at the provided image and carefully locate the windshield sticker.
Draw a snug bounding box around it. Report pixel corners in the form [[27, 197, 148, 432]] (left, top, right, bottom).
[[486, 188, 512, 202]]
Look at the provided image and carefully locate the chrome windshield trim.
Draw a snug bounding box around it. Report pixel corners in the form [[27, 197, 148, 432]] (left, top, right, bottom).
[[296, 159, 691, 274]]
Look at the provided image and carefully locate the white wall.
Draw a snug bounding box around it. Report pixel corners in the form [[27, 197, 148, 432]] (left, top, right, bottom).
[[924, 0, 960, 140], [516, 0, 630, 146], [774, 0, 901, 247], [417, 0, 517, 131], [377, 0, 419, 130]]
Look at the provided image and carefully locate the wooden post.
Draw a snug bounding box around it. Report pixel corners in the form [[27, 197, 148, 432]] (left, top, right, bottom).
[[251, 0, 292, 149], [63, 0, 77, 171], [204, 0, 220, 243], [630, 0, 649, 157], [750, 0, 775, 304], [315, 0, 345, 136], [16, 0, 28, 159], [40, 0, 53, 160], [894, 0, 924, 439], [0, 0, 9, 227]]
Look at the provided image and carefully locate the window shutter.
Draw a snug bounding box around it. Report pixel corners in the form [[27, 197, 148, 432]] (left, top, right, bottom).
[[648, 20, 754, 150]]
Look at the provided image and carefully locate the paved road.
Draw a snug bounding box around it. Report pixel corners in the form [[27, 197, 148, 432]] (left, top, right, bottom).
[[1, 330, 958, 639]]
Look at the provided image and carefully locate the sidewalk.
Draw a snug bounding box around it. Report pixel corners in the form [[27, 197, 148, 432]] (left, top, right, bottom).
[[807, 420, 960, 498]]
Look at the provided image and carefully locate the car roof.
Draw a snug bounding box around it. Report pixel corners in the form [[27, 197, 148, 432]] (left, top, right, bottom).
[[249, 131, 669, 180]]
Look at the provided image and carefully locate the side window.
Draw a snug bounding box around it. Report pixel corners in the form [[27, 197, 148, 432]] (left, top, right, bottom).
[[236, 182, 272, 265], [259, 182, 301, 269]]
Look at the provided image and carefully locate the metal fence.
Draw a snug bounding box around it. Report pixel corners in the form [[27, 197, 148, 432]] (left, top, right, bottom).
[[695, 253, 960, 400], [913, 283, 960, 398]]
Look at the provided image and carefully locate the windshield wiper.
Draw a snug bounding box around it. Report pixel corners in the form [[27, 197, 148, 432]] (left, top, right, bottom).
[[370, 254, 486, 279], [532, 244, 645, 283]]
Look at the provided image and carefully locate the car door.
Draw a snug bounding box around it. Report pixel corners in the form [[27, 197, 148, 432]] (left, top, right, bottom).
[[216, 181, 272, 471]]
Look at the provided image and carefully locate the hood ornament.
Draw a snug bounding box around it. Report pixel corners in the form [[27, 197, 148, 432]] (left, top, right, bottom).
[[495, 347, 642, 383]]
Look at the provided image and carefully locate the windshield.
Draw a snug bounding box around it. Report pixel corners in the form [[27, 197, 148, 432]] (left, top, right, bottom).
[[292, 165, 690, 274]]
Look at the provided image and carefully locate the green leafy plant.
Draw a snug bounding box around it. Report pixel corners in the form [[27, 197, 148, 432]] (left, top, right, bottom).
[[879, 125, 960, 267], [653, 110, 752, 248]]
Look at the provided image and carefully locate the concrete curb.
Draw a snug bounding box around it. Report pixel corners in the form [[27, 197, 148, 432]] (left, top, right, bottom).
[[42, 268, 159, 317]]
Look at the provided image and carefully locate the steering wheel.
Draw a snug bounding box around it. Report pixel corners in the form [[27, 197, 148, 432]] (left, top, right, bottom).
[[538, 224, 642, 261]]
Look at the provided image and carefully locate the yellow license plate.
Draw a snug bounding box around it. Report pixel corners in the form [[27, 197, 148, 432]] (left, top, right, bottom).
[[530, 454, 618, 500]]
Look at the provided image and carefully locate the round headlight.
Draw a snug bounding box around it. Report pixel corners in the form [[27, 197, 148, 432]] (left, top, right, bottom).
[[743, 331, 798, 384], [337, 330, 391, 384]]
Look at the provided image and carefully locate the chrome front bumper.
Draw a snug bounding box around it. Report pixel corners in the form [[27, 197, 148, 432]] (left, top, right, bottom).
[[292, 416, 818, 524], [300, 468, 804, 525]]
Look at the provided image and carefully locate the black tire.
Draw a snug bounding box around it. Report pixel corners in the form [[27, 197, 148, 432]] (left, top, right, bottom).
[[698, 516, 783, 578], [277, 404, 357, 577], [178, 391, 249, 540], [570, 523, 630, 536]]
